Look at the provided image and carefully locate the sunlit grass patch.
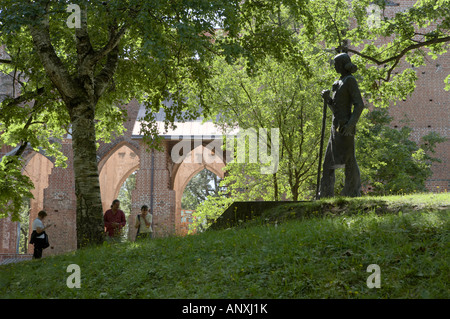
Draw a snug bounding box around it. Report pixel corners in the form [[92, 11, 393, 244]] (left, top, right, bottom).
[[1, 194, 448, 299]]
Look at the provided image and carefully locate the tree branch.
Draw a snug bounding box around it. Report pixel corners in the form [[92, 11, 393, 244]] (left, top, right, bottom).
[[347, 36, 450, 65], [75, 5, 95, 71], [93, 23, 128, 64], [94, 46, 119, 98], [325, 7, 343, 49], [1, 87, 45, 109], [4, 99, 43, 163], [11, 48, 20, 97], [29, 10, 78, 101]]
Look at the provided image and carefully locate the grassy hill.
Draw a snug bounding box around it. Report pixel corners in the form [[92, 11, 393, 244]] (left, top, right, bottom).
[[0, 193, 449, 299]]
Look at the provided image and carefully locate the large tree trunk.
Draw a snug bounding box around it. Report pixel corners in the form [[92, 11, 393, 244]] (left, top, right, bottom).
[[69, 99, 105, 248], [29, 4, 124, 248], [272, 172, 279, 201]]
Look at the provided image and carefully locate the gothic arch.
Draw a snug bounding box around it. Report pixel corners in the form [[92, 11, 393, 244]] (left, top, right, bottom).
[[98, 143, 140, 212], [22, 151, 54, 211], [171, 144, 225, 235], [180, 165, 224, 197], [112, 166, 139, 202], [168, 138, 227, 189], [98, 140, 140, 174]]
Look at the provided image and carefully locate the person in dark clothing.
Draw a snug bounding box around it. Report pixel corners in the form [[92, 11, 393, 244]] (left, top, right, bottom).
[[30, 210, 52, 259]]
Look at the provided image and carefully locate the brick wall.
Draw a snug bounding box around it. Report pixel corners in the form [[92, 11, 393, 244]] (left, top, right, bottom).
[[384, 1, 450, 192], [389, 56, 450, 192], [130, 140, 176, 239], [0, 217, 19, 254], [35, 141, 77, 256]]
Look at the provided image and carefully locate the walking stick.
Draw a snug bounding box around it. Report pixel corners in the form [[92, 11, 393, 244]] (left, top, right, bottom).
[[315, 97, 328, 200]]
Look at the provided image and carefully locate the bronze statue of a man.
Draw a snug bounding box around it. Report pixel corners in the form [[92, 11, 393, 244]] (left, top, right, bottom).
[[319, 53, 365, 198]]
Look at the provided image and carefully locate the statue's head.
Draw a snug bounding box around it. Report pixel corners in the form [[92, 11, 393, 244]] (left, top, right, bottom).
[[334, 53, 357, 75]]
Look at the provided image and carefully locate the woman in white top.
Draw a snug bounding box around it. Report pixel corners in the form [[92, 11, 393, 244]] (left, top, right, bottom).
[[135, 205, 153, 240], [30, 210, 52, 259]]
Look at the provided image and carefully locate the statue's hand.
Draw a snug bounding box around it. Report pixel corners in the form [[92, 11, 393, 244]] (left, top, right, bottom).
[[321, 89, 330, 100], [340, 123, 355, 136]]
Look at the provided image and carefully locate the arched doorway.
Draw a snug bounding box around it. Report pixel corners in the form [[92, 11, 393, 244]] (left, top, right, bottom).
[[98, 143, 140, 213], [180, 168, 223, 235], [172, 143, 225, 235], [117, 170, 137, 241], [98, 143, 140, 240]]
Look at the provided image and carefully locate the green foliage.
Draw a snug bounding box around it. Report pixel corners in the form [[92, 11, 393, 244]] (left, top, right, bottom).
[[210, 54, 330, 191], [190, 50, 328, 231], [190, 195, 236, 233], [356, 109, 446, 195], [190, 0, 449, 230], [17, 198, 31, 253], [181, 169, 222, 211], [0, 0, 315, 224], [445, 74, 450, 91], [117, 171, 137, 240], [192, 92, 445, 230], [0, 156, 34, 221], [304, 0, 450, 107]]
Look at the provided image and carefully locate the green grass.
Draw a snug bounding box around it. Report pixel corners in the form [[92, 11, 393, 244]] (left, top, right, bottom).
[[1, 193, 449, 299], [247, 192, 450, 226]]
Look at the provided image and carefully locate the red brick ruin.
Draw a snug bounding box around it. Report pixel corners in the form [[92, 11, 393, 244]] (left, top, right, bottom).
[[0, 0, 448, 262]]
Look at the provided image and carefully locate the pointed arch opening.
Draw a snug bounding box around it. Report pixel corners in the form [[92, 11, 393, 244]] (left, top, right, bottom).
[[180, 168, 223, 235], [98, 144, 140, 213], [171, 143, 226, 235]]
